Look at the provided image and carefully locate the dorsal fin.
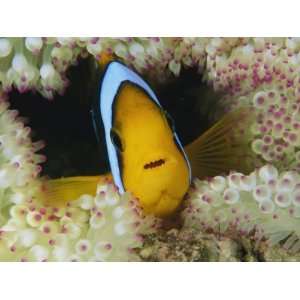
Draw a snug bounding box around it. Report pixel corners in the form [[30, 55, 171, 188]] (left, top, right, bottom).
[[98, 51, 116, 69]]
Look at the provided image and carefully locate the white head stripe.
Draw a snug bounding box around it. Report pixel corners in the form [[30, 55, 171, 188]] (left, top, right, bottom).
[[99, 62, 191, 193]]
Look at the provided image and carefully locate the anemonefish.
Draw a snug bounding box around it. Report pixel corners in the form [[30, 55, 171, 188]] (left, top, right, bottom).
[[44, 59, 254, 217]]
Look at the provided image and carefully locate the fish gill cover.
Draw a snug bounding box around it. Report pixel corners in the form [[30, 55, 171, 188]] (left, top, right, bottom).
[[0, 37, 300, 261]]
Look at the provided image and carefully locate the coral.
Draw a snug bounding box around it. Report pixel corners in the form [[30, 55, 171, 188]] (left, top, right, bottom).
[[182, 164, 300, 253], [138, 226, 300, 262], [138, 228, 255, 262]]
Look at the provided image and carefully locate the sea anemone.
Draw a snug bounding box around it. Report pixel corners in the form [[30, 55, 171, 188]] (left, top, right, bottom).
[[0, 180, 158, 261], [203, 38, 300, 171], [0, 38, 84, 99], [2, 37, 300, 260], [0, 38, 209, 99], [0, 92, 45, 227], [182, 164, 300, 253], [0, 92, 158, 261]]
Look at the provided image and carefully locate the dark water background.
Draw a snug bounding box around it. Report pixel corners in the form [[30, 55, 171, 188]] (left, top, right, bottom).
[[9, 58, 219, 178]]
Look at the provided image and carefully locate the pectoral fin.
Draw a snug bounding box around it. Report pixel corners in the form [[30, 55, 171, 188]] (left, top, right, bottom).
[[184, 107, 256, 179]]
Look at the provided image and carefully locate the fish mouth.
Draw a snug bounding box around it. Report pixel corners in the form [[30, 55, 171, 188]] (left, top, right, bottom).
[[143, 158, 166, 170]]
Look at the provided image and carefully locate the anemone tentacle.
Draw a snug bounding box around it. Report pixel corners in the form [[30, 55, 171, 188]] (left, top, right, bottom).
[[2, 37, 300, 260], [182, 165, 300, 252]]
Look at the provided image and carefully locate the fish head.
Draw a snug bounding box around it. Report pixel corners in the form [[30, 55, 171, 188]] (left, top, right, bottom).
[[113, 82, 190, 217]]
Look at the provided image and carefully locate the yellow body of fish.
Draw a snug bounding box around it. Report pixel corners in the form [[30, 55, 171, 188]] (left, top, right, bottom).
[[114, 84, 190, 216], [44, 57, 254, 217]]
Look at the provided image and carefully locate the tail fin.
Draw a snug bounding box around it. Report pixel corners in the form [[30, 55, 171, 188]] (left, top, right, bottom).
[[184, 107, 256, 179], [42, 175, 112, 207]]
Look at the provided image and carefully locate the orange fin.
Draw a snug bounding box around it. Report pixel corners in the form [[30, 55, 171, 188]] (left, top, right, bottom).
[[98, 51, 116, 69], [42, 174, 112, 207], [184, 107, 256, 179]]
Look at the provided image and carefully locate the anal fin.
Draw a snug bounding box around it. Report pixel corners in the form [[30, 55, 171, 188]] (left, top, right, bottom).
[[42, 174, 113, 207]]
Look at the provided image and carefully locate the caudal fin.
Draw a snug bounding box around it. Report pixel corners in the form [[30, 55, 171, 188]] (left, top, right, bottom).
[[184, 107, 256, 179], [42, 175, 112, 207]]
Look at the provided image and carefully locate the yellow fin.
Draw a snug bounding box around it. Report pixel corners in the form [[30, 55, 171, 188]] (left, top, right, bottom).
[[184, 107, 256, 179], [98, 51, 116, 69], [42, 174, 112, 207]]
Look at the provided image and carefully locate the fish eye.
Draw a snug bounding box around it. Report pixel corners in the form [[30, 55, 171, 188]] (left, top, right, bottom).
[[164, 110, 176, 132], [110, 129, 123, 152]]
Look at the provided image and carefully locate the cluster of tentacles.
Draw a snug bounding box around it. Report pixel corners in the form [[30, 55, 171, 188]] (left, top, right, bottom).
[[1, 37, 300, 260]]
